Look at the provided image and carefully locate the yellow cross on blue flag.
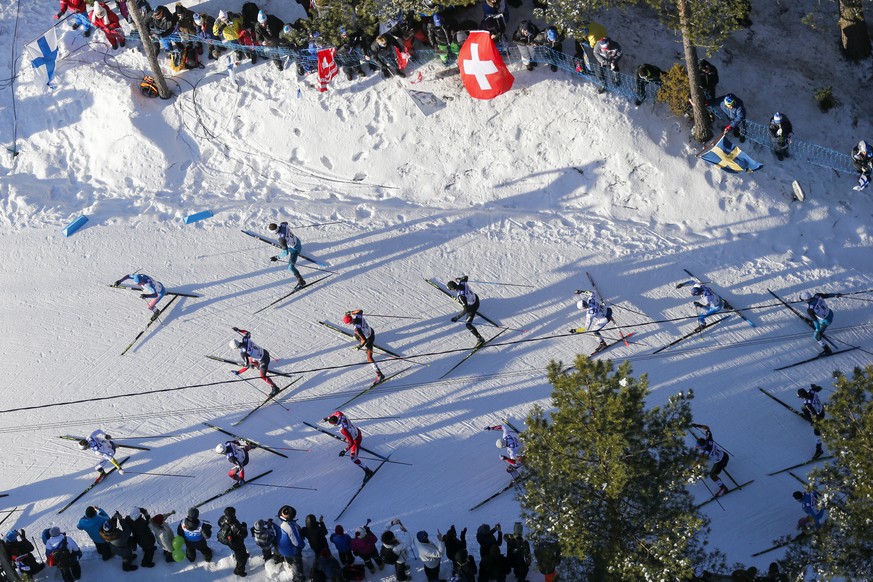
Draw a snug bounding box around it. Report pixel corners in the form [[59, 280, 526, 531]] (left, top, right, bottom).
[[700, 134, 763, 173]]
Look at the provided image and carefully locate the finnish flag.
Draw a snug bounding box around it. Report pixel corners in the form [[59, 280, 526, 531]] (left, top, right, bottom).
[[25, 26, 59, 88]]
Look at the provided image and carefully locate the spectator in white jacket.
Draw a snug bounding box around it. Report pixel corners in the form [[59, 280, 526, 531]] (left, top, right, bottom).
[[381, 519, 411, 581], [148, 513, 176, 563], [414, 530, 445, 581]]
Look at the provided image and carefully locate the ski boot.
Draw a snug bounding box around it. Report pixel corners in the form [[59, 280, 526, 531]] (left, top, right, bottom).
[[474, 335, 486, 348], [813, 444, 824, 459], [363, 467, 375, 483], [269, 385, 280, 397], [821, 345, 833, 356], [95, 467, 106, 483], [715, 485, 729, 497], [374, 371, 385, 385], [596, 339, 608, 351], [294, 277, 306, 290]]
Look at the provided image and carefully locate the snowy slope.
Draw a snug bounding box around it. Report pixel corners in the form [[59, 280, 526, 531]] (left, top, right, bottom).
[[1, 0, 872, 580]]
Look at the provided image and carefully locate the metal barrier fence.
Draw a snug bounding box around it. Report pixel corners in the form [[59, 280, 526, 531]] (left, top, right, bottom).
[[129, 31, 857, 175]]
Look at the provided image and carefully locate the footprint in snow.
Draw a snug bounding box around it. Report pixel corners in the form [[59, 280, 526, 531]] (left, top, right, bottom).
[[320, 156, 333, 170]]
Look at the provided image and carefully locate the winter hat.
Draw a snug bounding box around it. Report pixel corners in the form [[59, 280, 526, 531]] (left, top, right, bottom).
[[5, 531, 18, 542], [152, 514, 165, 526], [354, 527, 365, 538], [433, 14, 442, 27], [282, 24, 292, 34], [599, 37, 609, 48], [279, 505, 296, 519], [793, 491, 804, 500], [85, 506, 97, 518], [380, 530, 396, 544], [218, 10, 228, 21], [93, 3, 106, 18], [773, 112, 783, 124], [257, 10, 267, 24], [224, 507, 237, 518], [335, 525, 344, 535], [546, 28, 557, 42], [193, 12, 202, 24], [101, 521, 114, 532], [723, 94, 735, 108], [416, 530, 428, 543], [187, 507, 200, 519], [129, 507, 141, 520], [49, 526, 61, 537]]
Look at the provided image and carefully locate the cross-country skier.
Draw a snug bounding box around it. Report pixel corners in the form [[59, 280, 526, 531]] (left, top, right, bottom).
[[570, 290, 614, 351], [447, 276, 486, 347], [691, 423, 729, 497], [792, 489, 825, 529], [799, 291, 834, 355], [78, 429, 124, 479], [484, 424, 525, 474], [797, 384, 826, 459], [229, 327, 280, 395], [114, 273, 166, 319], [268, 222, 306, 290], [677, 281, 723, 330], [343, 310, 384, 384], [324, 411, 375, 482], [214, 439, 253, 486]]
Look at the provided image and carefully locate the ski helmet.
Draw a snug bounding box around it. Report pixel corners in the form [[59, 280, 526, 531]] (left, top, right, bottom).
[[695, 438, 708, 449], [446, 280, 459, 291], [723, 94, 735, 108], [78, 439, 89, 450], [691, 284, 704, 296], [773, 112, 783, 124], [132, 274, 146, 285], [496, 438, 506, 448], [433, 14, 442, 27], [800, 291, 812, 302], [576, 300, 588, 311], [229, 339, 242, 350], [796, 388, 809, 399], [343, 313, 353, 324], [327, 413, 341, 425], [215, 443, 226, 454]]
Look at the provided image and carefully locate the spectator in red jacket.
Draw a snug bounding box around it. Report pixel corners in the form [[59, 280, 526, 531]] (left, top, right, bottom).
[[90, 3, 125, 50]]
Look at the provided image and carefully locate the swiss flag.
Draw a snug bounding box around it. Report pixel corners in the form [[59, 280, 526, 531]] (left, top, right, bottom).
[[317, 47, 338, 92], [458, 31, 514, 100]]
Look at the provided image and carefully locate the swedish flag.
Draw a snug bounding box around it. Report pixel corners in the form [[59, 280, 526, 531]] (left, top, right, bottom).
[[700, 134, 763, 173]]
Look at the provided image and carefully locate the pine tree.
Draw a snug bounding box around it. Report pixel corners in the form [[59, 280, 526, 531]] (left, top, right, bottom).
[[520, 356, 718, 580], [782, 366, 873, 577]]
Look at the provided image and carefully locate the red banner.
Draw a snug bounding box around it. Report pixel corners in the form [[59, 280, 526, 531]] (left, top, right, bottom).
[[458, 31, 514, 100], [317, 48, 338, 92]]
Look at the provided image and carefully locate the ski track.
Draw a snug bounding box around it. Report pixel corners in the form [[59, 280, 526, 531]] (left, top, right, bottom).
[[2, 0, 873, 579]]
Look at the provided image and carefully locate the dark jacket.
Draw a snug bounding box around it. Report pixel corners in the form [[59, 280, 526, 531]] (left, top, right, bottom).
[[443, 525, 466, 567], [148, 5, 177, 38], [218, 515, 248, 550], [370, 33, 404, 64], [476, 524, 502, 559], [123, 510, 156, 550], [301, 515, 329, 557], [768, 116, 793, 140], [427, 19, 455, 47], [479, 544, 509, 580], [533, 538, 561, 574], [254, 14, 284, 46], [513, 20, 541, 45], [338, 29, 372, 59], [698, 60, 719, 97]]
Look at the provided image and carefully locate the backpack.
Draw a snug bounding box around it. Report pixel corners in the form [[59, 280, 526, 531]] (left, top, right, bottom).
[[51, 536, 74, 569], [217, 521, 232, 546], [380, 543, 398, 565], [169, 44, 203, 72]]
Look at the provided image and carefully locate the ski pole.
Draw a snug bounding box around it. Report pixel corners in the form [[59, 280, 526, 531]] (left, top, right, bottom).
[[295, 221, 344, 228], [240, 376, 290, 412], [363, 314, 423, 320], [244, 483, 317, 491], [478, 322, 529, 333], [357, 456, 412, 466], [468, 280, 535, 289], [299, 263, 340, 274], [270, 447, 312, 452], [699, 480, 725, 512], [31, 535, 45, 563], [122, 471, 196, 478]]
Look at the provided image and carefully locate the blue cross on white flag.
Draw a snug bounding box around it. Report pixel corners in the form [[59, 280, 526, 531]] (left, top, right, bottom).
[[25, 26, 59, 88]]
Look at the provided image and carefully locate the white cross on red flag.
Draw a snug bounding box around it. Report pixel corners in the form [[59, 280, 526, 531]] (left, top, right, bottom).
[[458, 31, 514, 100], [317, 48, 338, 92]]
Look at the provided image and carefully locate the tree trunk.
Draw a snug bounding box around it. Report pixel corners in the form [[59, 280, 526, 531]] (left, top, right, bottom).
[[838, 0, 871, 60], [127, 0, 172, 99], [678, 0, 711, 143]]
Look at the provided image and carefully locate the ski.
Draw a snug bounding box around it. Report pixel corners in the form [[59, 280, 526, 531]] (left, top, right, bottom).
[[335, 455, 391, 520], [0, 509, 18, 527], [202, 423, 289, 459], [205, 355, 296, 378], [469, 474, 530, 511], [767, 289, 838, 348], [58, 436, 150, 451], [194, 470, 274, 509], [500, 418, 523, 434], [110, 285, 202, 298], [767, 456, 834, 476], [585, 272, 632, 344], [773, 347, 859, 371], [681, 269, 755, 328], [788, 471, 808, 486], [231, 377, 302, 427], [751, 533, 807, 557], [695, 479, 754, 508], [425, 278, 501, 328], [240, 229, 328, 266], [318, 321, 410, 360], [301, 421, 388, 461], [757, 387, 807, 420], [589, 332, 635, 357], [0, 494, 9, 498], [652, 315, 730, 354], [254, 275, 332, 314], [121, 295, 179, 355], [58, 456, 130, 514], [335, 366, 415, 409], [439, 328, 509, 380]]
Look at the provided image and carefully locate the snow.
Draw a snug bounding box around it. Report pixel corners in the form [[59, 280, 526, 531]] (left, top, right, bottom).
[[1, 0, 872, 579]]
